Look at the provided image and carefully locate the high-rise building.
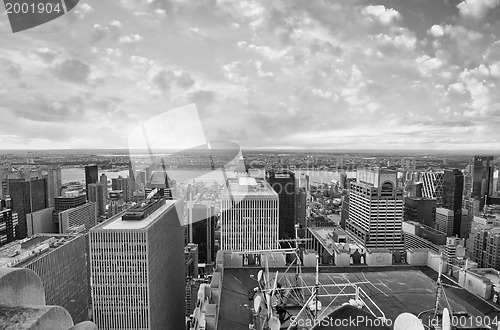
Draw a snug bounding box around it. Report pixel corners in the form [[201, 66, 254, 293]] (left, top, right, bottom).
[[266, 170, 296, 241], [89, 198, 185, 329], [435, 208, 454, 236], [8, 176, 48, 239], [472, 156, 494, 213], [84, 165, 98, 200], [421, 171, 444, 207], [112, 175, 134, 202], [442, 169, 464, 237], [190, 204, 216, 264], [54, 192, 86, 211], [0, 233, 90, 323], [57, 202, 97, 233], [99, 173, 108, 203], [468, 223, 500, 271], [45, 167, 62, 207], [107, 190, 125, 218], [403, 197, 436, 227], [88, 183, 107, 217], [345, 168, 404, 251], [220, 177, 278, 252], [0, 198, 18, 246]]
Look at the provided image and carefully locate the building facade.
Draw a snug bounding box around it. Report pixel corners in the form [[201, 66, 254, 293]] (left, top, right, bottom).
[[403, 197, 436, 228], [266, 170, 296, 241], [421, 171, 444, 207], [345, 168, 404, 251], [89, 199, 185, 329], [84, 165, 98, 201], [220, 177, 279, 252], [442, 169, 464, 237], [472, 156, 494, 213], [8, 176, 48, 239]]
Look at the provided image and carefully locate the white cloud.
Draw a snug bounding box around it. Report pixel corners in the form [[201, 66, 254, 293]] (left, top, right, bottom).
[[119, 34, 143, 43], [362, 5, 401, 26], [457, 0, 500, 19], [428, 25, 444, 38]]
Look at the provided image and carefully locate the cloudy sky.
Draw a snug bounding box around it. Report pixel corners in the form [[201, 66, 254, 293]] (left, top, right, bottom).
[[0, 0, 500, 150]]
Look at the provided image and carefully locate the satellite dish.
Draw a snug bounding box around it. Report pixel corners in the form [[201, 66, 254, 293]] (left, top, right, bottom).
[[394, 313, 424, 330], [442, 308, 451, 330], [268, 316, 281, 330], [253, 295, 262, 313], [257, 270, 263, 282]]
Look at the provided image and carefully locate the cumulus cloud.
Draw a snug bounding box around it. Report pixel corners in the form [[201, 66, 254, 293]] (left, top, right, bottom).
[[362, 5, 402, 26], [457, 0, 500, 19], [428, 25, 445, 37], [92, 20, 123, 42]]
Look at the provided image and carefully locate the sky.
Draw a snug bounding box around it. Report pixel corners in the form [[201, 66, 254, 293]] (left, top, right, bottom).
[[0, 0, 500, 150]]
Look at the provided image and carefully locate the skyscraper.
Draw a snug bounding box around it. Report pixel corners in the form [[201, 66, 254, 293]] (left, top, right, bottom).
[[421, 171, 444, 206], [442, 169, 464, 237], [266, 170, 296, 241], [472, 156, 494, 213], [89, 198, 185, 329], [403, 197, 436, 227], [84, 165, 98, 200], [345, 168, 404, 251], [8, 175, 48, 239], [190, 204, 216, 264], [45, 167, 62, 207], [112, 175, 133, 202], [87, 183, 107, 217], [220, 177, 278, 251]]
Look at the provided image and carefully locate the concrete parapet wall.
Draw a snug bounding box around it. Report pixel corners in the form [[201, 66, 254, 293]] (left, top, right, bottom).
[[0, 268, 45, 307], [0, 268, 96, 330]]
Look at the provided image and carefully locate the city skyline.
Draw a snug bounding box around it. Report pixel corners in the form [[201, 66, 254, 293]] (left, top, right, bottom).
[[1, 0, 500, 150]]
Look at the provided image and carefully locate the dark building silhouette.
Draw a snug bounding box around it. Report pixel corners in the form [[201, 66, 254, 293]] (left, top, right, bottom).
[[403, 197, 437, 228], [84, 165, 98, 200], [442, 169, 464, 237], [191, 204, 216, 264], [472, 156, 494, 213], [8, 177, 48, 239], [266, 170, 296, 241]]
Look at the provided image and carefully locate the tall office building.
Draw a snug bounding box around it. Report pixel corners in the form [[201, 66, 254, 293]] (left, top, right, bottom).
[[88, 183, 107, 217], [90, 198, 185, 329], [84, 165, 98, 200], [220, 177, 278, 252], [0, 234, 90, 323], [266, 170, 296, 241], [99, 173, 108, 202], [468, 224, 500, 271], [345, 168, 404, 251], [190, 204, 216, 264], [421, 171, 444, 207], [0, 198, 18, 246], [8, 175, 48, 239], [435, 208, 454, 237], [45, 167, 62, 207], [112, 175, 133, 202], [54, 192, 86, 211], [57, 202, 97, 233], [472, 156, 494, 213], [442, 169, 464, 237], [403, 197, 436, 227]]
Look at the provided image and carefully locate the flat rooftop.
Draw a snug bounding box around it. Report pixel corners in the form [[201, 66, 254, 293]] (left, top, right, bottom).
[[219, 267, 498, 330], [95, 199, 177, 230], [222, 177, 277, 197], [0, 234, 79, 268]]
